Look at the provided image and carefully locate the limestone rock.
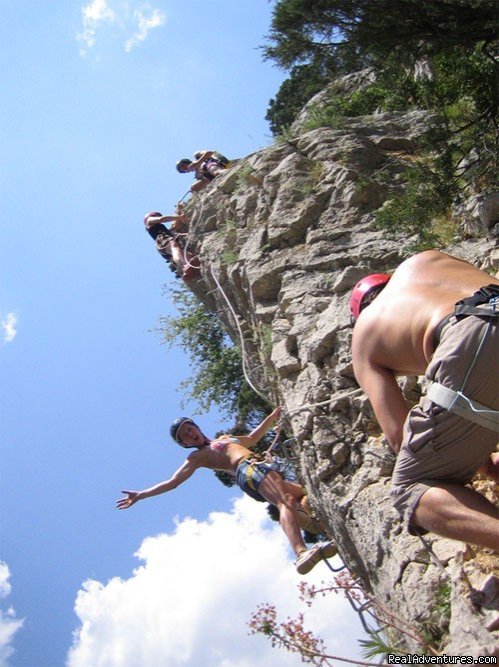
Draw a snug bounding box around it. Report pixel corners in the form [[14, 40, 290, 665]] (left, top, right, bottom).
[[182, 103, 499, 653]]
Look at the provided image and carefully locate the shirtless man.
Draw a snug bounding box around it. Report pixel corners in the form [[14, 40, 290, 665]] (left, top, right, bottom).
[[351, 250, 499, 550], [117, 407, 336, 574]]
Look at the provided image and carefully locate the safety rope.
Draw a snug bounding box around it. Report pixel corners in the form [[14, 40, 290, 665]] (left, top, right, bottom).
[[181, 194, 206, 272], [177, 199, 355, 445], [285, 397, 341, 416], [171, 192, 274, 405], [209, 263, 271, 405], [416, 534, 449, 574], [205, 249, 351, 416], [178, 189, 191, 204]]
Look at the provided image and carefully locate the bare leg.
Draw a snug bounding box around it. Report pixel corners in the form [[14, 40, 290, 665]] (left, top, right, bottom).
[[294, 494, 326, 534], [170, 242, 200, 280], [190, 180, 208, 192], [258, 471, 307, 556], [170, 242, 186, 273], [414, 484, 499, 551]]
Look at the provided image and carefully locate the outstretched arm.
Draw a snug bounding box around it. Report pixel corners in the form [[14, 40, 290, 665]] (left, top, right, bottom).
[[241, 407, 282, 449], [188, 151, 213, 171], [116, 457, 199, 510], [144, 213, 185, 230]]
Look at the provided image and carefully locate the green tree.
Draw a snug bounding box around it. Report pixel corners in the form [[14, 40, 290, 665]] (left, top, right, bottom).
[[266, 58, 334, 136], [156, 284, 269, 425], [263, 0, 498, 242], [264, 0, 498, 135], [157, 285, 283, 495], [264, 0, 497, 72]]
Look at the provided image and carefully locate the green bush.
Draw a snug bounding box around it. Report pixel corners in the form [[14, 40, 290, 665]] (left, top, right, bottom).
[[156, 284, 269, 424]]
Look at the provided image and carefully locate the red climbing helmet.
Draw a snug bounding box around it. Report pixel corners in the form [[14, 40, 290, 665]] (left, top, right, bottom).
[[349, 273, 391, 322]]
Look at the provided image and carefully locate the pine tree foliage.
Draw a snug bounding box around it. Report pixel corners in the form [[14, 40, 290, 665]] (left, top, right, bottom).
[[264, 0, 497, 70], [263, 0, 497, 246], [265, 58, 335, 136], [264, 0, 498, 135]]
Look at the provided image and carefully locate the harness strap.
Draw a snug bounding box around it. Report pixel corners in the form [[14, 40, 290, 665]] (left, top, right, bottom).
[[238, 455, 264, 492], [455, 303, 499, 318], [455, 284, 499, 320], [427, 381, 499, 432]]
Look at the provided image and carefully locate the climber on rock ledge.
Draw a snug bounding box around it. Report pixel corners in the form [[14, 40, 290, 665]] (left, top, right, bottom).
[[144, 209, 201, 281], [350, 249, 499, 551], [116, 406, 336, 574], [176, 150, 229, 193]]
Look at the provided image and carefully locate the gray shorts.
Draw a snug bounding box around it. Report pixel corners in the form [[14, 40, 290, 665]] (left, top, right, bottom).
[[391, 314, 499, 534]]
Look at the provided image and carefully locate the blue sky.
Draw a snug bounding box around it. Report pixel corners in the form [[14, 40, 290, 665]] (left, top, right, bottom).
[[0, 2, 366, 665]]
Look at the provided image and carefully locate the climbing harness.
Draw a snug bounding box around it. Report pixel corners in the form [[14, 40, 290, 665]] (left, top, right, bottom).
[[454, 283, 499, 319], [199, 157, 228, 182], [427, 381, 499, 431], [428, 287, 498, 430], [145, 216, 176, 266]]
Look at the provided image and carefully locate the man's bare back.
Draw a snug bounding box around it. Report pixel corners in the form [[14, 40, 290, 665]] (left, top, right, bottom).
[[351, 249, 499, 552], [353, 250, 499, 376], [352, 250, 498, 450]]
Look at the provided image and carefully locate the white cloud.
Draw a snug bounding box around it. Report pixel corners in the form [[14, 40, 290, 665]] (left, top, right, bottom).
[[66, 497, 364, 667], [1, 313, 17, 344], [0, 566, 11, 600], [77, 0, 116, 55], [125, 8, 166, 53], [77, 1, 165, 56], [0, 563, 24, 667]]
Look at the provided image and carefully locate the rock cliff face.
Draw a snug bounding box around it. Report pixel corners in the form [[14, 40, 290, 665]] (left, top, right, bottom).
[[183, 109, 499, 655]]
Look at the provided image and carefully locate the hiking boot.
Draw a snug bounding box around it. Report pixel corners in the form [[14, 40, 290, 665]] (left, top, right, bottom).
[[295, 541, 338, 575]]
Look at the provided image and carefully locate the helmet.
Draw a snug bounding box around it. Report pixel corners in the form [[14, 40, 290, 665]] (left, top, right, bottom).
[[349, 273, 391, 322], [170, 417, 197, 444], [176, 158, 192, 173], [144, 211, 162, 224]]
